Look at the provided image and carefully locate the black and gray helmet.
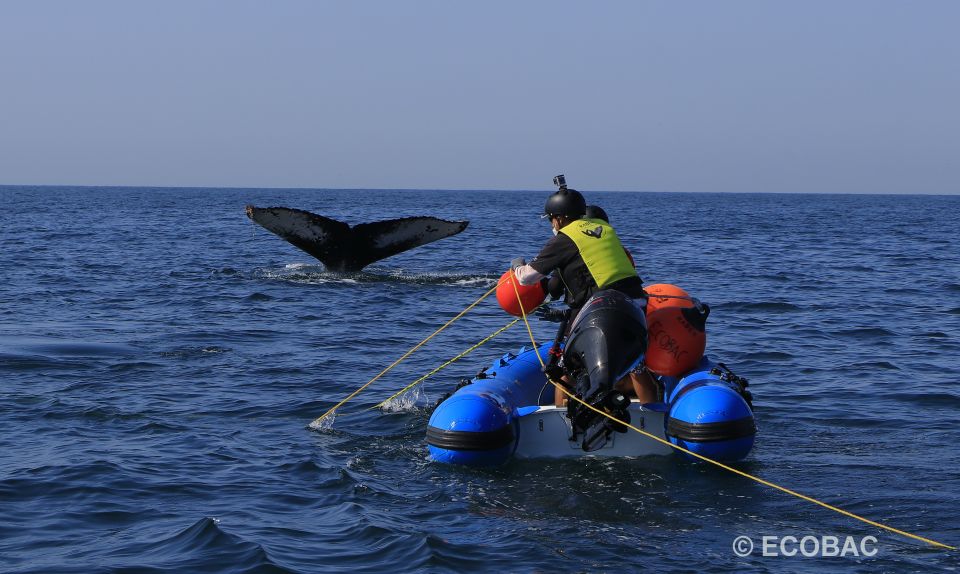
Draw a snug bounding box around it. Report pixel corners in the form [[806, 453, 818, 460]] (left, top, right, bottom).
[[544, 188, 586, 218], [585, 205, 609, 223]]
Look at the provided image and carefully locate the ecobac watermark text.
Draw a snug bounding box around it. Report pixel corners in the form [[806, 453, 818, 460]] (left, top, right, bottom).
[[732, 534, 878, 558]]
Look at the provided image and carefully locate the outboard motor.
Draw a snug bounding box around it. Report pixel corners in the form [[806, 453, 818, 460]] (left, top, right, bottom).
[[562, 290, 648, 451]]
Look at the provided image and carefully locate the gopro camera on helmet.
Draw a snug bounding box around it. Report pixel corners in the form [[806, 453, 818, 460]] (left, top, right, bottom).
[[553, 174, 567, 190]]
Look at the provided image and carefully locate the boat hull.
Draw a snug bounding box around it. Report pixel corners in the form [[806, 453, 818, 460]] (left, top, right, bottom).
[[427, 346, 755, 466]]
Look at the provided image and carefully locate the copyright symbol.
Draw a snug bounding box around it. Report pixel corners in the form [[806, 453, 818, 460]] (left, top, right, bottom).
[[732, 535, 753, 557]]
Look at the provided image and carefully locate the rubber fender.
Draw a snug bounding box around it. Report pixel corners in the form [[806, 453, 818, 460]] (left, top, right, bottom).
[[667, 383, 756, 461]]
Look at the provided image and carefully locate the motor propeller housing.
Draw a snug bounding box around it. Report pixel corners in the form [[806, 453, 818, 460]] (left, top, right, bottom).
[[562, 290, 648, 451]]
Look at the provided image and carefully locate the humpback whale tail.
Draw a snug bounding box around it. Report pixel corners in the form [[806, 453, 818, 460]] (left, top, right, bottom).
[[245, 205, 469, 272]]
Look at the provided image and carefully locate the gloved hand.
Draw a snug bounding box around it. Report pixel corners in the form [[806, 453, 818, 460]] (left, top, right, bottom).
[[510, 257, 527, 271], [535, 306, 569, 323]]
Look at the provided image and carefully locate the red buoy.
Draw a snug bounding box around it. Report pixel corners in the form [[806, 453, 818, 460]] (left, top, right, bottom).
[[644, 304, 709, 377], [645, 283, 694, 315], [496, 270, 546, 317]]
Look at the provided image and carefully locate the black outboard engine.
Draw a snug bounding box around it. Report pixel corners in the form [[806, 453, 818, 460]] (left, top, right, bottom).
[[562, 290, 648, 451]]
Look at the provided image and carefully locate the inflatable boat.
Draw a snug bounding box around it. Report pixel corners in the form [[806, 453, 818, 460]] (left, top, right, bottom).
[[426, 283, 756, 466]]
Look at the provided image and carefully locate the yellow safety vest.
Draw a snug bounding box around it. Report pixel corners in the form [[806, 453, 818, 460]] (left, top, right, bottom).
[[559, 218, 636, 288]]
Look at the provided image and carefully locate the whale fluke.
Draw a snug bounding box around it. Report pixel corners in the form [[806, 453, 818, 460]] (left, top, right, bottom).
[[245, 205, 469, 272]]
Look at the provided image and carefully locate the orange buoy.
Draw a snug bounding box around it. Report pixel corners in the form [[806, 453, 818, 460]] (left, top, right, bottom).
[[644, 283, 694, 314], [644, 304, 709, 377], [496, 270, 546, 317]]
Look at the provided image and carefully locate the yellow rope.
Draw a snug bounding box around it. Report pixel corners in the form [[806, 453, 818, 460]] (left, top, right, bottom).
[[372, 317, 520, 410], [309, 281, 501, 427], [508, 278, 955, 550]]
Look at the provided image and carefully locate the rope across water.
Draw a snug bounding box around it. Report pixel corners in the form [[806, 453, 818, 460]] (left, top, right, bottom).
[[507, 277, 956, 550], [308, 273, 954, 550], [308, 280, 503, 428], [371, 317, 520, 410]]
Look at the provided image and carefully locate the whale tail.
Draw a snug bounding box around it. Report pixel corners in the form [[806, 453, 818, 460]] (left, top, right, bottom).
[[245, 205, 469, 272]]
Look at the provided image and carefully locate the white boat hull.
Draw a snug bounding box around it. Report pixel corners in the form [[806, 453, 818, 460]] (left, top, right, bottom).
[[514, 401, 675, 459]]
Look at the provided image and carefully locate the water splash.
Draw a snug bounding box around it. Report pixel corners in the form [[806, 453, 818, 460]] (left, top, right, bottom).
[[379, 384, 428, 413], [308, 411, 337, 432]]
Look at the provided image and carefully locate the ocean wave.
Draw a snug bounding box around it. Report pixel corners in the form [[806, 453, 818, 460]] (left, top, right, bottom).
[[0, 338, 138, 358], [823, 360, 901, 372], [835, 264, 876, 272], [715, 301, 802, 312], [916, 331, 949, 338], [159, 346, 232, 359], [100, 517, 294, 574], [244, 292, 274, 302], [249, 265, 498, 288], [39, 403, 149, 424], [0, 352, 92, 371], [738, 350, 795, 362], [832, 327, 897, 338], [133, 420, 192, 434], [888, 392, 960, 408], [107, 361, 164, 372]]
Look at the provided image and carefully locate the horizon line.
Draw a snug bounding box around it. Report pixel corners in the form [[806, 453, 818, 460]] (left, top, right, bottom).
[[0, 183, 957, 196]]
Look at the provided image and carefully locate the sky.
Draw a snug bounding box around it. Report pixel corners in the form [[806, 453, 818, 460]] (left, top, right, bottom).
[[0, 0, 958, 193]]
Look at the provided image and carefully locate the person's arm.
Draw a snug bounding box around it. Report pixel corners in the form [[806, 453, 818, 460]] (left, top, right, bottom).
[[513, 264, 545, 285], [513, 235, 574, 285]]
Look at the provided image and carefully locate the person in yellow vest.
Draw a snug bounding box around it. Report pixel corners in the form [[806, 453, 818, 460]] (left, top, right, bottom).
[[543, 204, 636, 297], [510, 182, 657, 405]]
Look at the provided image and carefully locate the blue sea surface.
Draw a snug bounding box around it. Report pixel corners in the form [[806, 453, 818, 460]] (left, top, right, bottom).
[[1, 186, 958, 573]]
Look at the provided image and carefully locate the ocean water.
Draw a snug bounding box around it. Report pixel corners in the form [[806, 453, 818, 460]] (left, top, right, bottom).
[[1, 186, 958, 573]]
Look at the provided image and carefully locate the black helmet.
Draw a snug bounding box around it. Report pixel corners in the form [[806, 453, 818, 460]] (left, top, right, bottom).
[[544, 188, 586, 218], [585, 205, 609, 223]]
